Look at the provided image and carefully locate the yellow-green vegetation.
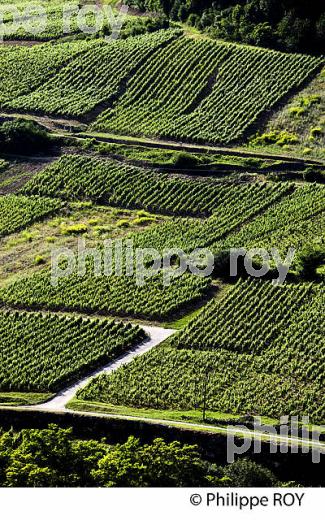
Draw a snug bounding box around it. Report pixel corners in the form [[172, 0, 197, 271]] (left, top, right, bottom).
[[0, 392, 52, 406], [0, 202, 164, 286], [256, 68, 325, 160]]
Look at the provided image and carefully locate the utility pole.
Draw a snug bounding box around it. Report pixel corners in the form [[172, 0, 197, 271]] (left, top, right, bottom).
[[202, 368, 212, 422]]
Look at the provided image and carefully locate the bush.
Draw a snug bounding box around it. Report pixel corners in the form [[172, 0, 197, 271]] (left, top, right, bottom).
[[250, 130, 299, 147], [60, 223, 88, 235], [224, 459, 279, 487], [173, 151, 200, 167], [295, 245, 325, 280], [0, 119, 52, 155], [34, 255, 46, 265], [310, 127, 323, 140], [116, 219, 130, 228]]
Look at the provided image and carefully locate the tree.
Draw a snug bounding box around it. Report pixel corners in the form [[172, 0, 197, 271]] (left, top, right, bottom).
[[92, 436, 221, 487], [224, 458, 279, 487]]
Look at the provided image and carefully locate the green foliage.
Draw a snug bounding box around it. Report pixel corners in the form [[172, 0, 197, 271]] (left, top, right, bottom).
[[223, 459, 278, 487], [60, 223, 88, 235], [0, 195, 61, 237], [0, 310, 146, 392], [295, 245, 325, 280], [34, 255, 46, 265], [174, 279, 316, 354], [216, 184, 325, 266], [93, 436, 218, 487], [95, 36, 321, 144], [23, 154, 290, 218], [0, 119, 52, 154], [250, 130, 299, 147], [0, 39, 92, 105], [0, 159, 8, 173], [1, 424, 275, 487], [80, 280, 324, 422], [127, 0, 324, 54], [0, 267, 211, 321], [310, 127, 323, 139], [6, 30, 179, 117]]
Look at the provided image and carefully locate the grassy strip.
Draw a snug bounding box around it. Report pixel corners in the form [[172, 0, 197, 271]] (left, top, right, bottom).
[[67, 398, 277, 427], [0, 392, 53, 406]]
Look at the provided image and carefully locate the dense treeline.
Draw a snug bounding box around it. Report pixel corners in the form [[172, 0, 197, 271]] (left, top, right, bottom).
[[0, 424, 280, 487], [127, 0, 325, 53]]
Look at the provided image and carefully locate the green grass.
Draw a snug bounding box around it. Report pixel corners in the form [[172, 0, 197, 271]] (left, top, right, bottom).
[[67, 398, 278, 427], [0, 392, 52, 406]]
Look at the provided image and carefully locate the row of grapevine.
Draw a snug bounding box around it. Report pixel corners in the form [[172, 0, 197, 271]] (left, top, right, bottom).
[[174, 278, 317, 354], [213, 183, 325, 257], [0, 268, 212, 321], [79, 279, 324, 422], [95, 36, 231, 133], [78, 343, 323, 423], [0, 194, 61, 237], [6, 30, 180, 116], [93, 35, 322, 144], [0, 39, 93, 104], [0, 309, 146, 392], [1, 0, 108, 41], [23, 154, 291, 218]]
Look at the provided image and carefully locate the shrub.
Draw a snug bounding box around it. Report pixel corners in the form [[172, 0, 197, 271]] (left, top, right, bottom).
[[60, 223, 88, 235], [116, 219, 130, 228], [0, 118, 52, 154], [34, 255, 46, 265], [310, 127, 323, 140], [250, 130, 299, 147]]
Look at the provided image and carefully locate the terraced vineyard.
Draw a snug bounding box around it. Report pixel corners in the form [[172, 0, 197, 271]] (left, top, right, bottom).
[[0, 39, 93, 104], [94, 38, 322, 144], [23, 154, 291, 218], [213, 183, 325, 258], [6, 30, 179, 116], [0, 269, 212, 321], [0, 309, 146, 392], [0, 194, 61, 236], [79, 280, 325, 422]]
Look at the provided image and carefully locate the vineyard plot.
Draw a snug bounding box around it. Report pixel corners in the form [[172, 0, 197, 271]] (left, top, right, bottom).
[[94, 37, 322, 144], [79, 280, 325, 423], [0, 195, 61, 237], [0, 39, 93, 105], [0, 310, 146, 392], [212, 183, 325, 259], [23, 154, 291, 219], [6, 30, 179, 117], [0, 268, 212, 321]]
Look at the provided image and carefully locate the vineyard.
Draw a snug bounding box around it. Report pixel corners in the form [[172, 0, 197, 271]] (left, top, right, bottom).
[[0, 0, 111, 41], [79, 279, 325, 423], [214, 184, 325, 259], [0, 39, 93, 105], [94, 37, 322, 143], [0, 27, 321, 145], [0, 309, 146, 392], [0, 268, 212, 321], [6, 30, 179, 117], [0, 2, 324, 445], [174, 278, 317, 354], [0, 194, 61, 236], [23, 154, 291, 218]]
